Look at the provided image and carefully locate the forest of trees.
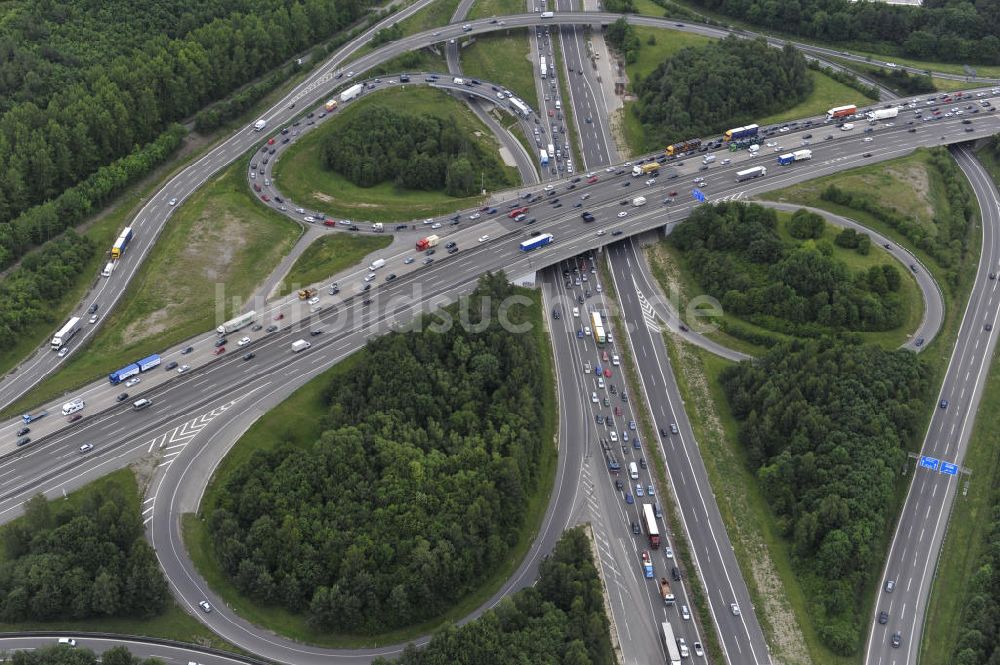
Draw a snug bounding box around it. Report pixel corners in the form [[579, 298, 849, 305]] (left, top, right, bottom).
[[820, 147, 977, 288], [10, 645, 164, 665], [208, 274, 549, 633], [720, 338, 929, 654], [669, 202, 906, 336], [953, 482, 1000, 665], [632, 37, 812, 148], [322, 106, 513, 197], [0, 0, 373, 253], [687, 0, 1000, 64], [371, 527, 614, 665], [0, 488, 169, 621], [0, 233, 95, 356]]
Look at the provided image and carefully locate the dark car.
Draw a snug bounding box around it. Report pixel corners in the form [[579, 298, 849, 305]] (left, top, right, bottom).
[[117, 392, 129, 402], [69, 414, 82, 423], [363, 298, 373, 305], [863, 152, 873, 158], [445, 241, 457, 249], [214, 337, 227, 348], [639, 457, 647, 469], [16, 437, 31, 447], [385, 273, 397, 282], [879, 611, 889, 625], [310, 330, 323, 337], [615, 479, 624, 491], [447, 246, 459, 254], [243, 352, 256, 361], [631, 522, 641, 535], [891, 632, 901, 648], [672, 567, 681, 581], [16, 426, 30, 436], [266, 325, 278, 333], [165, 361, 178, 371], [611, 230, 623, 236], [88, 303, 100, 314]]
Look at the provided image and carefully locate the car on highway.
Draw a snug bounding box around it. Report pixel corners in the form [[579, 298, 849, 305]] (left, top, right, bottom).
[[478, 235, 490, 243], [165, 361, 178, 371], [213, 347, 226, 355], [69, 414, 82, 423], [891, 632, 901, 648], [885, 578, 896, 592], [178, 365, 190, 374], [169, 197, 177, 206], [879, 611, 889, 625], [199, 601, 212, 613], [693, 642, 704, 657], [647, 485, 655, 495], [617, 211, 627, 218], [632, 521, 641, 535], [308, 296, 320, 305], [625, 492, 634, 504], [635, 484, 644, 497], [79, 443, 93, 454], [125, 377, 141, 388], [404, 257, 415, 265], [243, 352, 255, 361], [238, 336, 251, 346], [266, 325, 278, 333], [58, 347, 69, 358], [731, 603, 741, 616], [939, 400, 949, 409], [89, 314, 98, 324]]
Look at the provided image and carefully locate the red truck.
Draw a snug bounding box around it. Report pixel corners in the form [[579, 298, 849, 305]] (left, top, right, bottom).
[[416, 235, 440, 251], [508, 206, 529, 219], [323, 219, 336, 227]]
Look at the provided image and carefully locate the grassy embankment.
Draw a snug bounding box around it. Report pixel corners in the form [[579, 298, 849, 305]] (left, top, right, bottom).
[[920, 145, 1000, 665], [273, 87, 517, 223], [646, 148, 980, 663], [619, 26, 876, 154], [0, 469, 235, 650], [2, 160, 301, 418], [184, 287, 559, 648], [277, 234, 392, 296]]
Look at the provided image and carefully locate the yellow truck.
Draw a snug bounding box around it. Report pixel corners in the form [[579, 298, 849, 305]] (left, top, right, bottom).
[[298, 287, 317, 300]]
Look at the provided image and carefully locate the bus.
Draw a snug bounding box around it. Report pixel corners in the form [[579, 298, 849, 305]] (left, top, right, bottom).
[[590, 311, 606, 345], [540, 56, 547, 79], [642, 503, 660, 548], [662, 622, 682, 664]]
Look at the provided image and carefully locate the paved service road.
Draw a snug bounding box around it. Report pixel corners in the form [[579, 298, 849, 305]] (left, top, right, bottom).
[[864, 144, 1000, 665]]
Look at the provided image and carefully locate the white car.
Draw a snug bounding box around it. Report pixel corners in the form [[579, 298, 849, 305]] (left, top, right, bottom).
[[364, 273, 376, 282], [605, 166, 615, 172], [79, 443, 93, 454], [404, 257, 415, 264], [58, 347, 69, 357], [596, 230, 606, 236], [885, 62, 896, 68], [617, 211, 627, 218], [169, 197, 178, 206], [178, 365, 190, 374], [304, 216, 316, 223], [612, 354, 620, 366], [89, 314, 98, 324], [478, 235, 490, 243], [778, 126, 790, 133], [199, 600, 212, 613], [766, 141, 776, 147], [469, 212, 481, 220], [308, 296, 320, 305], [125, 377, 141, 388], [694, 642, 704, 657], [731, 603, 741, 616], [431, 222, 442, 229], [591, 392, 599, 403], [237, 336, 251, 346], [544, 184, 554, 190], [645, 179, 656, 185], [665, 546, 673, 558]]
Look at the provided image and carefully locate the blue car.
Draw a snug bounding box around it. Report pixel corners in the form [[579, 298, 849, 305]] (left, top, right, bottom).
[[625, 492, 634, 505]]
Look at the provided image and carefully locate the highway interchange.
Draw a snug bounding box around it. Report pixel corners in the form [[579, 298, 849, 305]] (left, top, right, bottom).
[[1, 6, 1000, 665]]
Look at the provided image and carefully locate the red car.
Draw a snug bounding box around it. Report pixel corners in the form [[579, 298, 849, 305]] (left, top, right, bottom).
[[261, 195, 270, 202], [213, 347, 226, 355], [275, 313, 284, 320], [587, 175, 599, 184], [323, 219, 336, 227], [253, 183, 262, 192], [548, 109, 554, 117], [604, 368, 612, 378], [508, 207, 529, 219], [68, 414, 82, 423], [268, 137, 276, 145]]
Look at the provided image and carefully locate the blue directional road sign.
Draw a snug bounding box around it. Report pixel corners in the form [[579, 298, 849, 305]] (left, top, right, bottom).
[[919, 455, 940, 471], [940, 462, 959, 475], [692, 188, 706, 203]]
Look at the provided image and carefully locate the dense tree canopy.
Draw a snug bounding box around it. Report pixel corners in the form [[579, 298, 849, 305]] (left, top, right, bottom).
[[0, 488, 168, 622], [0, 0, 373, 235], [633, 37, 812, 148], [0, 232, 95, 355], [670, 202, 905, 336], [322, 106, 513, 197], [688, 0, 1000, 64], [208, 274, 550, 633], [953, 482, 1000, 665], [720, 338, 929, 654], [372, 527, 614, 665]]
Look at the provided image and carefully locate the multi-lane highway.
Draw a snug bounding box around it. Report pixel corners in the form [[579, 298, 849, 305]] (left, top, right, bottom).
[[864, 144, 1000, 665], [2, 6, 1000, 663]]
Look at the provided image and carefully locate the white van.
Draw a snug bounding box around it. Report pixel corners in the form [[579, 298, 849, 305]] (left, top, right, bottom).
[[369, 258, 386, 271], [572, 306, 580, 317], [61, 398, 85, 416], [101, 261, 116, 278], [132, 398, 152, 411], [629, 462, 639, 479], [554, 99, 561, 110]]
